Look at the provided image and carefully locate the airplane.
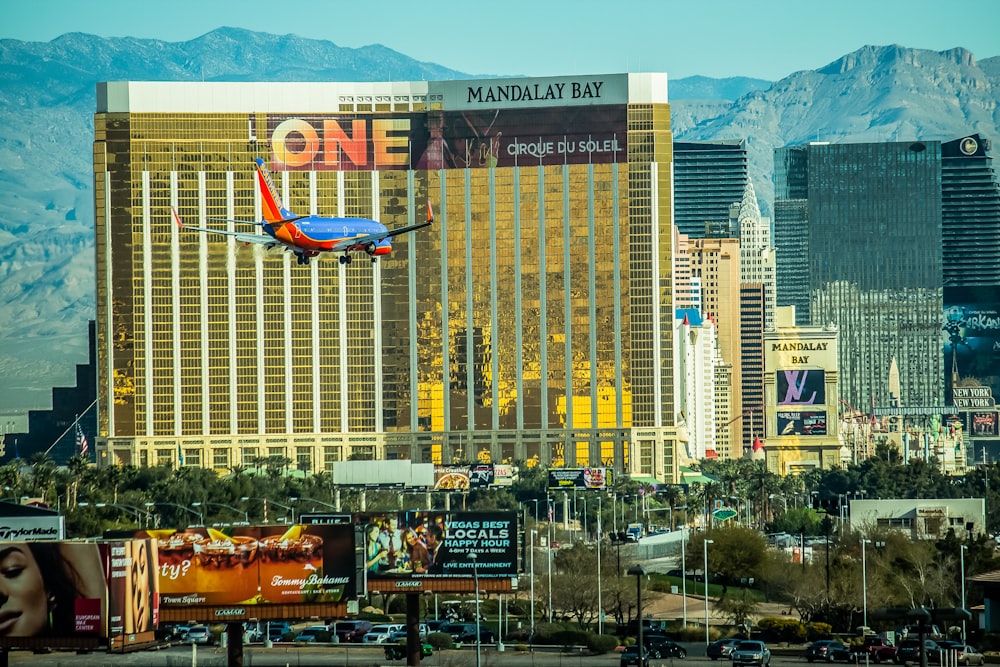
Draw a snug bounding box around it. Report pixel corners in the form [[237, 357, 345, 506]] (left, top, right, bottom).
[[172, 157, 433, 266]]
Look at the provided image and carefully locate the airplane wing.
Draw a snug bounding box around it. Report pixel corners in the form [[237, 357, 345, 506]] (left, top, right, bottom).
[[330, 201, 433, 252], [172, 208, 281, 248]]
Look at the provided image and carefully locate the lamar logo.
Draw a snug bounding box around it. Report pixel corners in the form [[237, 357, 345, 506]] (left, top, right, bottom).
[[215, 608, 247, 617], [395, 580, 423, 588]]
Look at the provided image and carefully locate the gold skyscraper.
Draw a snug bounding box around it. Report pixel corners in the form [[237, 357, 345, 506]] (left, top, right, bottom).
[[94, 74, 679, 482]]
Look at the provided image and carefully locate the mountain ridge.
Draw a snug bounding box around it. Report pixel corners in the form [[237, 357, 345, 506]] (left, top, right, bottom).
[[0, 30, 997, 417]]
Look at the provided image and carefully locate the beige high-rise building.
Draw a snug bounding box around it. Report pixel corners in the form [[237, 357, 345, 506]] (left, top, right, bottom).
[[686, 238, 742, 456], [93, 74, 682, 482]]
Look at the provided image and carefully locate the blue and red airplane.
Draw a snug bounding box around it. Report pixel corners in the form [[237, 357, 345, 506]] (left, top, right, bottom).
[[173, 157, 432, 266]]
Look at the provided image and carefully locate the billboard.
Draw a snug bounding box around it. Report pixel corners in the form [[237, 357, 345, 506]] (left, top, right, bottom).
[[102, 539, 159, 648], [135, 524, 355, 606], [433, 464, 517, 489], [547, 467, 613, 490], [359, 511, 517, 582], [266, 106, 628, 172], [777, 370, 826, 406], [944, 303, 1000, 404], [777, 411, 828, 436], [0, 542, 107, 639]]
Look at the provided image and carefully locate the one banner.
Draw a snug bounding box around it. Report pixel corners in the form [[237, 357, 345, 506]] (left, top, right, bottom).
[[132, 524, 355, 607], [547, 467, 613, 489], [358, 511, 517, 580]]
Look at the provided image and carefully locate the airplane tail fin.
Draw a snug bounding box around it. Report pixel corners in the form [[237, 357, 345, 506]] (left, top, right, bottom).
[[254, 158, 297, 224]]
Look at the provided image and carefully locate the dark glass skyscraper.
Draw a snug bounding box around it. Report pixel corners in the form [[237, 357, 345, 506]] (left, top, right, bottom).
[[673, 139, 748, 237], [774, 141, 944, 411]]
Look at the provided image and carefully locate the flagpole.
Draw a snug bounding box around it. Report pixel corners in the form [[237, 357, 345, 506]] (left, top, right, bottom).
[[43, 399, 97, 457]]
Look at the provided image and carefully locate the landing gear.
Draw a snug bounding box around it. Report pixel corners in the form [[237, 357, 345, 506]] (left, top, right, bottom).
[[295, 253, 310, 266], [339, 254, 353, 265]]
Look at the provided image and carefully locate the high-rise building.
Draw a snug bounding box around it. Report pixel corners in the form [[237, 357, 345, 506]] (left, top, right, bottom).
[[941, 133, 1000, 456], [673, 139, 748, 238], [685, 237, 742, 455], [93, 74, 681, 482], [773, 140, 944, 411]]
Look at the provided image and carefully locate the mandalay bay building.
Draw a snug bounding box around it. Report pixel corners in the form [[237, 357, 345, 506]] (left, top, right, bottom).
[[93, 74, 680, 482]]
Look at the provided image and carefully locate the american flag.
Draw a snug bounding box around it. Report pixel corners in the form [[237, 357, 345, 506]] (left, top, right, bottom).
[[75, 421, 88, 456]]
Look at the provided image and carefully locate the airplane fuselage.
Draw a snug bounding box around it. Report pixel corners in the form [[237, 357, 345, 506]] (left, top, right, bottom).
[[267, 216, 392, 256]]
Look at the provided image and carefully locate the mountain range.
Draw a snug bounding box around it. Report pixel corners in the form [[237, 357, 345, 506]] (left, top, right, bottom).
[[0, 28, 998, 419]]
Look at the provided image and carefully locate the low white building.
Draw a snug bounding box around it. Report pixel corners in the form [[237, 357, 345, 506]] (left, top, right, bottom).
[[849, 498, 985, 540]]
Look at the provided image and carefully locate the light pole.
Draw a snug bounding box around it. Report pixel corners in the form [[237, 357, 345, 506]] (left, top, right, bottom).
[[961, 544, 968, 643], [597, 493, 603, 635], [289, 496, 338, 514], [681, 525, 687, 629], [529, 529, 536, 644], [527, 498, 540, 525], [627, 565, 647, 652], [547, 496, 553, 622], [704, 539, 714, 645], [861, 538, 871, 630], [469, 552, 482, 667], [144, 501, 203, 527], [192, 501, 249, 524], [79, 502, 153, 528], [240, 496, 295, 524]]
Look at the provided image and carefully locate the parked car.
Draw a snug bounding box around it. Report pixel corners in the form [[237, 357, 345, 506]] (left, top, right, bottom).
[[332, 619, 373, 643], [295, 625, 330, 643], [267, 621, 292, 642], [806, 640, 853, 662], [385, 641, 434, 660], [620, 645, 651, 667], [647, 638, 686, 659], [856, 636, 897, 663], [439, 622, 494, 643], [731, 640, 771, 667], [707, 638, 743, 660], [185, 625, 212, 645], [896, 638, 940, 665], [363, 623, 404, 643], [928, 642, 985, 666], [958, 645, 986, 666]]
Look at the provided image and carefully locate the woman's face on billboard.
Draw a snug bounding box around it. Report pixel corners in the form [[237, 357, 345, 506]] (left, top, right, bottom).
[[0, 545, 48, 636]]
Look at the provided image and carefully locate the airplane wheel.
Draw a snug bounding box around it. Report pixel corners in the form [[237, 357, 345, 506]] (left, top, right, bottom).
[[339, 255, 348, 265], [371, 256, 377, 263]]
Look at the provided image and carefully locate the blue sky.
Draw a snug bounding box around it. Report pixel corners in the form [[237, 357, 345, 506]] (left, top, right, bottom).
[[4, 0, 999, 80]]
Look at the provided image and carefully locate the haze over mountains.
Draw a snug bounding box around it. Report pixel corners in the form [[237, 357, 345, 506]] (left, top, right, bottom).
[[0, 28, 998, 418]]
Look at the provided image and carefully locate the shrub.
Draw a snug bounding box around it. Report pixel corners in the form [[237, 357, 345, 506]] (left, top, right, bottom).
[[587, 633, 620, 654], [757, 617, 806, 643], [805, 622, 833, 641], [426, 632, 454, 650], [550, 628, 591, 649]]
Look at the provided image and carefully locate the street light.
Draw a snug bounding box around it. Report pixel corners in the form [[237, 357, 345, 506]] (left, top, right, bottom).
[[861, 538, 871, 630], [529, 529, 537, 644], [240, 496, 295, 524], [192, 501, 249, 524], [144, 501, 203, 526], [681, 525, 688, 629], [961, 544, 968, 642], [627, 565, 647, 652], [289, 496, 338, 513], [469, 552, 482, 667], [79, 502, 153, 528], [704, 539, 714, 645]]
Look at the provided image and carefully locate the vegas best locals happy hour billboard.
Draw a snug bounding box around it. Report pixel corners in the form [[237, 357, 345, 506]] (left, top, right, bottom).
[[359, 511, 517, 581]]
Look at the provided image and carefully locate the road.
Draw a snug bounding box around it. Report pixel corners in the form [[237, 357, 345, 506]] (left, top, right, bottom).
[[6, 643, 842, 667]]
